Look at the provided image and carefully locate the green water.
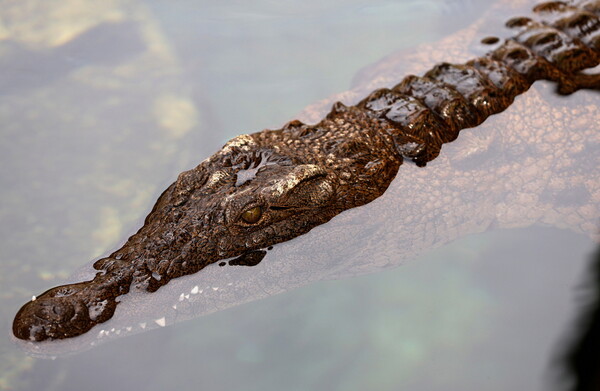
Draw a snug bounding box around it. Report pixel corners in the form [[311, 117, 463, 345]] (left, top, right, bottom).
[[0, 0, 595, 390]]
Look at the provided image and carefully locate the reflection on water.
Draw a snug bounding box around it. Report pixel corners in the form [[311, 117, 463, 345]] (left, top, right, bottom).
[[0, 22, 146, 95], [1, 0, 598, 390]]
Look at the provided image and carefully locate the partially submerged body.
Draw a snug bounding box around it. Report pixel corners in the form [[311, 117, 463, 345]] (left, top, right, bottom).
[[13, 0, 600, 342]]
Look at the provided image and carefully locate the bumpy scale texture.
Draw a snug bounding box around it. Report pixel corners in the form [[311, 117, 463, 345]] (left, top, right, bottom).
[[13, 0, 600, 341]]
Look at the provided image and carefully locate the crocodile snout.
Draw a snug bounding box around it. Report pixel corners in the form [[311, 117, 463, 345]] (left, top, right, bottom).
[[12, 282, 117, 341]]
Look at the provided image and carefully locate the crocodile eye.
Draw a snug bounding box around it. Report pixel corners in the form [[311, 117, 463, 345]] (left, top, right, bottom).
[[241, 206, 262, 224]]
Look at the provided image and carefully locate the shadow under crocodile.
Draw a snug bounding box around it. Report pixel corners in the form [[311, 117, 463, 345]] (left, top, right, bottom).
[[556, 243, 600, 391], [12, 80, 599, 358]]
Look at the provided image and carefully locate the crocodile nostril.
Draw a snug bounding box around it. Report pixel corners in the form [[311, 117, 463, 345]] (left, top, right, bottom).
[[52, 304, 68, 316], [34, 300, 75, 323]]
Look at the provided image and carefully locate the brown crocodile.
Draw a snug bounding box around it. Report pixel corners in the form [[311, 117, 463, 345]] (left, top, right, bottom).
[[12, 0, 600, 342]]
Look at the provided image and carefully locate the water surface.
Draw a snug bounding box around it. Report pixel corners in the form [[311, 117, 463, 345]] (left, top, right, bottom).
[[0, 1, 597, 390]]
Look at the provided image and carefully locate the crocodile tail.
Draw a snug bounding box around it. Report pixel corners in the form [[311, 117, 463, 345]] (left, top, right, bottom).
[[354, 1, 600, 165]]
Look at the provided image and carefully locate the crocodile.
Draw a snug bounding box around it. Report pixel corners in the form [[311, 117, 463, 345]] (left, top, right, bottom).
[[12, 0, 600, 342]]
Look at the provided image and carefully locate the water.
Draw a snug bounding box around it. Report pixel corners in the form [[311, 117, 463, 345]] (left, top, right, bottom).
[[1, 0, 598, 390]]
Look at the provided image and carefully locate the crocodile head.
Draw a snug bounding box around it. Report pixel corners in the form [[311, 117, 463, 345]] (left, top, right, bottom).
[[134, 139, 340, 284], [12, 136, 340, 341], [14, 105, 401, 341]]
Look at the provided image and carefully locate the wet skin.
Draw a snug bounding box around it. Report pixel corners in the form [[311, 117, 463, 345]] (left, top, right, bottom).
[[13, 0, 600, 341]]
